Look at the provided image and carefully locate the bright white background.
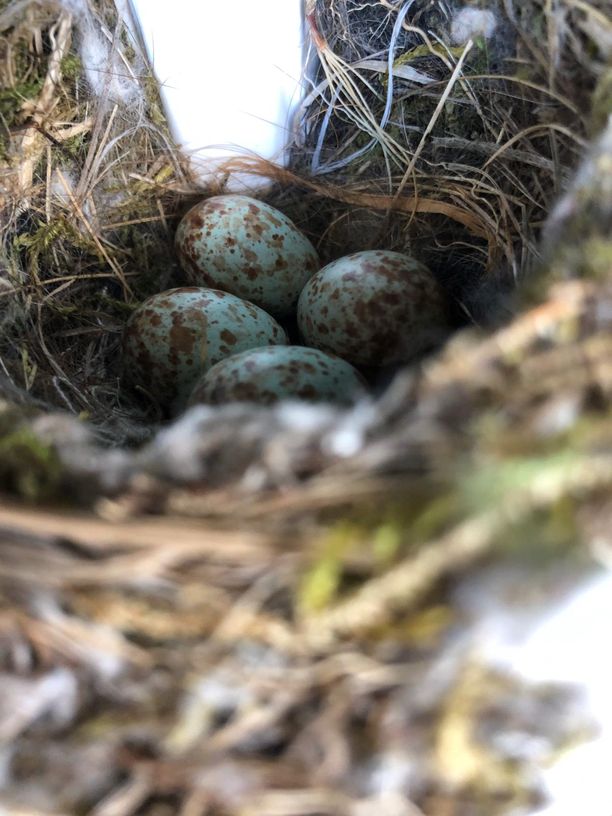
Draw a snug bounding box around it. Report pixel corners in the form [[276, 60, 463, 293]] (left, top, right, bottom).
[[128, 0, 306, 186]]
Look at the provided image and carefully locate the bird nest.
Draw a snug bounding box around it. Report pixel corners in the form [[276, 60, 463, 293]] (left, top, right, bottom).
[[0, 0, 612, 813]]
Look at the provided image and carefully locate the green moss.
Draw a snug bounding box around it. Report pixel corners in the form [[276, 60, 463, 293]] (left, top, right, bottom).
[[0, 79, 44, 158], [591, 65, 612, 135], [12, 215, 106, 282], [0, 421, 62, 502], [544, 232, 612, 285], [0, 22, 47, 157], [20, 347, 37, 391], [461, 451, 576, 509], [61, 131, 90, 159], [0, 80, 44, 119], [298, 521, 361, 612], [297, 489, 463, 614], [372, 520, 402, 565], [60, 54, 82, 81], [578, 237, 612, 280], [142, 74, 168, 128]]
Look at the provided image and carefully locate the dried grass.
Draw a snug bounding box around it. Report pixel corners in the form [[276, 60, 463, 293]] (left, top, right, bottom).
[[0, 0, 611, 813], [293, 0, 594, 295]]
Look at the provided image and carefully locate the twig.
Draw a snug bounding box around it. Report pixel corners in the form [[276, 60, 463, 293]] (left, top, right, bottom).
[[302, 453, 612, 648]]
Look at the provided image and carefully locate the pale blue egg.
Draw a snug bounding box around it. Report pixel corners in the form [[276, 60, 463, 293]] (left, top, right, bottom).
[[297, 250, 447, 366], [176, 195, 319, 317], [123, 287, 287, 410], [188, 345, 367, 407]]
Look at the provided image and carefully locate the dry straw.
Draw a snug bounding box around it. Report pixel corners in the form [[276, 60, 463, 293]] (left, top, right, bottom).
[[0, 0, 612, 813]]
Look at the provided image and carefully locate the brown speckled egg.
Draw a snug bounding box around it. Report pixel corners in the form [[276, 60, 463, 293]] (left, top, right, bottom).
[[175, 195, 319, 317], [188, 345, 367, 407], [297, 250, 448, 366], [122, 287, 287, 410]]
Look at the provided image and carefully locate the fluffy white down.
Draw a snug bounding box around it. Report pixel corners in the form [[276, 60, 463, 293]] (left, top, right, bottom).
[[450, 7, 497, 44], [59, 0, 143, 103]]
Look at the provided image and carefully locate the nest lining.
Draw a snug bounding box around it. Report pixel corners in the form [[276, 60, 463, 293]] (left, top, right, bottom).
[[0, 2, 612, 814], [0, 0, 605, 454]]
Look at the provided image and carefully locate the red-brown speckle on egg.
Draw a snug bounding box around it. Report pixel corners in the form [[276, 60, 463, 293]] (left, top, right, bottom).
[[297, 250, 448, 366], [175, 195, 319, 317]]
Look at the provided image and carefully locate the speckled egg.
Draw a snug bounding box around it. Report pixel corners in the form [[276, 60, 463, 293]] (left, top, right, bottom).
[[297, 250, 448, 367], [123, 287, 287, 410], [187, 345, 367, 407], [175, 195, 319, 317]]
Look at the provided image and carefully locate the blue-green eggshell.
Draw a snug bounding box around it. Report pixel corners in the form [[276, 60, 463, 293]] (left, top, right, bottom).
[[175, 195, 319, 317], [297, 250, 447, 366], [123, 287, 287, 409], [187, 345, 367, 407]]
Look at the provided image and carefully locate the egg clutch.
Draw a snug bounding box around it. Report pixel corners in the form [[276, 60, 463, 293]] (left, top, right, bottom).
[[122, 195, 448, 413]]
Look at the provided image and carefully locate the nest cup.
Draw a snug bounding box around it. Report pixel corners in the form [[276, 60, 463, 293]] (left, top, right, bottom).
[[1, 2, 612, 814], [0, 0, 609, 488], [0, 0, 610, 484]]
